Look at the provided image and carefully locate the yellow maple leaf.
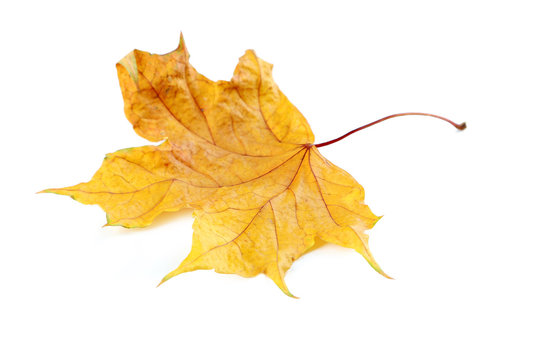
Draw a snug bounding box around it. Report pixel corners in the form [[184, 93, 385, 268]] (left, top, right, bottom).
[[42, 35, 464, 296]]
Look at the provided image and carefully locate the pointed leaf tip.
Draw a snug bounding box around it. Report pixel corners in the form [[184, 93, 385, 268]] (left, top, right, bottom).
[[157, 271, 176, 287], [178, 32, 185, 50], [371, 264, 393, 280], [287, 288, 300, 299]]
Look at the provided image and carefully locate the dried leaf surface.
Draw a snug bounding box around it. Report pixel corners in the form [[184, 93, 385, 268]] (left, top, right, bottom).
[[44, 35, 389, 296]]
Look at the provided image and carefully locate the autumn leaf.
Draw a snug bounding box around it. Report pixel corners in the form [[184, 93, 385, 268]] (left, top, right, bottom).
[[42, 35, 464, 296]]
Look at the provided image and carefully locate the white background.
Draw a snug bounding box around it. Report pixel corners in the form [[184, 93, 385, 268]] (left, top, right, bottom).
[[2, 1, 539, 359]]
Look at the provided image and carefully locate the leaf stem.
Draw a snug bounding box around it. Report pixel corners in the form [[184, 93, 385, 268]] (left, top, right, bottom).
[[314, 112, 466, 148]]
